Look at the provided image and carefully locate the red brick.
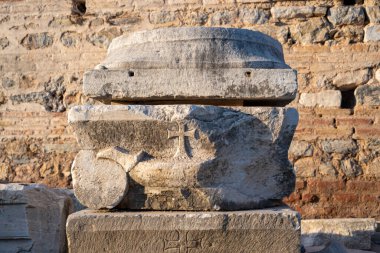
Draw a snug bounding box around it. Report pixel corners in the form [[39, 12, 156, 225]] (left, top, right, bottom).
[[347, 181, 380, 192], [307, 179, 346, 194], [353, 127, 380, 139], [336, 117, 374, 127], [333, 193, 359, 203], [298, 117, 334, 127]]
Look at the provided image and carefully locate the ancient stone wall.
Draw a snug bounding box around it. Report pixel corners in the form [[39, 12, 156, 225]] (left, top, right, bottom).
[[0, 0, 379, 219]]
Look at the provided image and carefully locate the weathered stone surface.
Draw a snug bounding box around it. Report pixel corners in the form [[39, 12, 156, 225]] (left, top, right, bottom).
[[0, 183, 73, 253], [271, 6, 327, 21], [294, 158, 316, 178], [238, 8, 269, 25], [67, 207, 301, 253], [290, 18, 331, 45], [84, 68, 297, 105], [60, 31, 81, 47], [69, 105, 298, 210], [299, 90, 341, 108], [289, 140, 313, 159], [20, 33, 54, 50], [364, 25, 380, 42], [332, 69, 370, 90], [84, 27, 297, 105], [301, 219, 376, 250], [366, 6, 380, 24], [72, 150, 128, 209], [340, 158, 362, 178], [355, 85, 380, 106], [327, 7, 365, 26], [320, 139, 358, 155], [0, 37, 9, 50]]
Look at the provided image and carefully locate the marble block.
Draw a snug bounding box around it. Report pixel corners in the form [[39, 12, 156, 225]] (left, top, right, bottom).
[[83, 27, 297, 105], [66, 206, 301, 253], [68, 105, 298, 210]]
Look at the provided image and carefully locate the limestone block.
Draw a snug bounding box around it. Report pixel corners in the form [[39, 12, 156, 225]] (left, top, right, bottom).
[[299, 90, 342, 108], [290, 18, 330, 45], [364, 25, 380, 42], [327, 7, 365, 26], [355, 84, 380, 106], [289, 140, 313, 159], [319, 139, 358, 155], [376, 69, 380, 82], [366, 6, 380, 24], [68, 105, 298, 210], [84, 27, 297, 105], [83, 68, 298, 106], [271, 6, 327, 21], [332, 69, 370, 90], [67, 207, 301, 253], [0, 183, 73, 253], [301, 219, 376, 250]]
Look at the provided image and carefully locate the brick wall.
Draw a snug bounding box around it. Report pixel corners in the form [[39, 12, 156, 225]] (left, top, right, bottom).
[[0, 0, 379, 219]]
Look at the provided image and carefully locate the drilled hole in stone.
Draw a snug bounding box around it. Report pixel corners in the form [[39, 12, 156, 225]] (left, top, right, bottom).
[[245, 71, 251, 77], [128, 71, 134, 77], [341, 89, 356, 109], [72, 0, 86, 15], [343, 0, 356, 5]]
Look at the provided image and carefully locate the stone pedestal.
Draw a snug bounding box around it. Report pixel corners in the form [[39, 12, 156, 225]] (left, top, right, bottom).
[[66, 206, 301, 253]]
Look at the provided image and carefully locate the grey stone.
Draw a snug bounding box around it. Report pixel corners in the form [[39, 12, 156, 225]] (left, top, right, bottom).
[[271, 6, 327, 21], [299, 90, 341, 108], [69, 105, 298, 210], [20, 32, 53, 50], [84, 68, 297, 106], [85, 27, 296, 106], [60, 31, 81, 47], [327, 7, 365, 26], [2, 77, 15, 89], [289, 140, 313, 159], [149, 10, 177, 24], [290, 18, 331, 45], [364, 25, 380, 42], [238, 8, 269, 25], [0, 37, 9, 50], [340, 159, 362, 178], [67, 207, 301, 253], [355, 85, 380, 106], [86, 27, 121, 48], [301, 219, 376, 250], [0, 183, 73, 253], [209, 10, 237, 25], [320, 140, 358, 154], [10, 76, 66, 112], [366, 6, 380, 24]]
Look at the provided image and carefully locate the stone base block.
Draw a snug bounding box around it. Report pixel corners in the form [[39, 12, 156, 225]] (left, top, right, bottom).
[[66, 206, 301, 253]]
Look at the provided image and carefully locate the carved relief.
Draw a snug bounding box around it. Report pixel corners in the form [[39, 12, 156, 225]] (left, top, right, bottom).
[[168, 121, 196, 159], [163, 230, 203, 253]]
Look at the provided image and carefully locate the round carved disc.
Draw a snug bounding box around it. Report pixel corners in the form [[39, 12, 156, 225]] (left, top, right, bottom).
[[72, 150, 128, 209]]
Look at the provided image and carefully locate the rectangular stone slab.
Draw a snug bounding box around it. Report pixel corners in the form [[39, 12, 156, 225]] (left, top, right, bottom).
[[301, 218, 376, 250], [66, 206, 301, 253], [83, 68, 297, 105]]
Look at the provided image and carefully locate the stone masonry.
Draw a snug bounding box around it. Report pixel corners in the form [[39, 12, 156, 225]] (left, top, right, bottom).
[[0, 0, 379, 219]]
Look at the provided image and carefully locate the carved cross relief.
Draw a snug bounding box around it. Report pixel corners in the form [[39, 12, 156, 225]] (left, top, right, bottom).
[[168, 121, 195, 159]]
